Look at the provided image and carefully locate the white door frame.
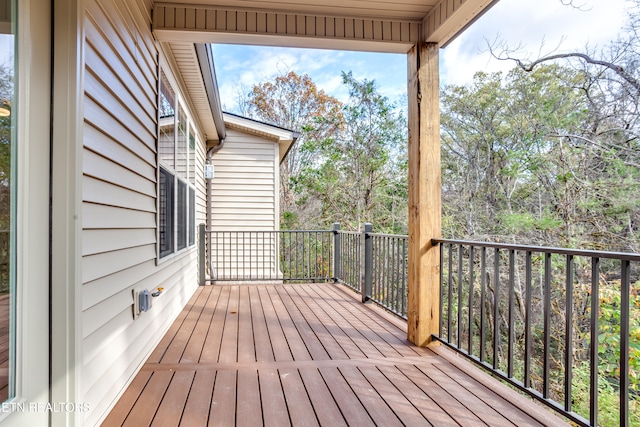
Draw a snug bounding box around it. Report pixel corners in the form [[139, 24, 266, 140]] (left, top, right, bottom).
[[0, 0, 52, 424]]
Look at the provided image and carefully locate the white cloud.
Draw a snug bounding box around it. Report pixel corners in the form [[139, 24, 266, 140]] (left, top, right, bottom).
[[440, 0, 629, 85]]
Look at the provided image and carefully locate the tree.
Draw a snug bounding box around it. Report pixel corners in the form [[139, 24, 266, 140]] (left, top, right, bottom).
[[442, 60, 640, 252], [441, 62, 640, 425], [298, 72, 407, 232], [244, 71, 343, 228], [490, 0, 640, 93], [0, 63, 13, 230]]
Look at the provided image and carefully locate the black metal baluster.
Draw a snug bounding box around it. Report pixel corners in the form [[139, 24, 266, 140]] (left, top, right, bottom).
[[543, 252, 551, 399], [620, 259, 630, 427], [524, 250, 532, 388], [480, 247, 487, 362], [565, 254, 574, 412], [493, 247, 500, 369], [469, 245, 475, 355], [448, 244, 453, 342], [508, 249, 515, 378], [590, 257, 600, 427], [439, 241, 444, 338], [457, 244, 463, 349]]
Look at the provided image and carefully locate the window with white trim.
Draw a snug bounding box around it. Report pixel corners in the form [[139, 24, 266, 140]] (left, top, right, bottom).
[[158, 69, 197, 259]]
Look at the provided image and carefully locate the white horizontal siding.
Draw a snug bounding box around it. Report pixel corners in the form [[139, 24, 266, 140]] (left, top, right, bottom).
[[211, 128, 279, 279], [81, 0, 203, 424], [211, 129, 277, 232]]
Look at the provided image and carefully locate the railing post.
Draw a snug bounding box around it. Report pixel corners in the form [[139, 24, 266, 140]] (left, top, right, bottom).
[[333, 223, 341, 282], [198, 224, 206, 286], [362, 223, 373, 303]]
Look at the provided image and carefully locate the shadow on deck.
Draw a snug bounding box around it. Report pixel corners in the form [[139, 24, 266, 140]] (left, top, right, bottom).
[[102, 283, 569, 426]]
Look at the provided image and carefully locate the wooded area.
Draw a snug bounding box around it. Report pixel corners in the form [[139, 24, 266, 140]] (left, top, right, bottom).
[[233, 2, 640, 424]]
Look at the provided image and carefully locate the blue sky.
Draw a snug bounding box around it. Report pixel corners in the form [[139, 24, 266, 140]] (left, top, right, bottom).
[[212, 0, 629, 113]]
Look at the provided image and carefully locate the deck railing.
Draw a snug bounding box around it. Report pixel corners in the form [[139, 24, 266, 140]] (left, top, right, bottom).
[[434, 238, 639, 427], [200, 227, 334, 282], [198, 224, 638, 426], [199, 223, 408, 317]]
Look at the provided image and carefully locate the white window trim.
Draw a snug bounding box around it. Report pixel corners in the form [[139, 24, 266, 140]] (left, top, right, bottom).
[[156, 65, 198, 263]]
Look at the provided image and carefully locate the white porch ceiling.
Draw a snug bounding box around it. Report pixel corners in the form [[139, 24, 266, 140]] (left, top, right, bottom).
[[154, 0, 499, 52]]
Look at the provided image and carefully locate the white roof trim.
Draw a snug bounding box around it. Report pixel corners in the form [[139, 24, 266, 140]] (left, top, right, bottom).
[[223, 113, 299, 163]]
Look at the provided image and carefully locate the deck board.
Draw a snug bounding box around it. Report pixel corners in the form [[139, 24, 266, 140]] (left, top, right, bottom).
[[180, 371, 215, 427], [103, 283, 571, 427], [210, 369, 237, 425]]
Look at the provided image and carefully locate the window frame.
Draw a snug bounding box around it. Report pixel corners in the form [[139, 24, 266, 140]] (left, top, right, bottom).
[[157, 66, 198, 261]]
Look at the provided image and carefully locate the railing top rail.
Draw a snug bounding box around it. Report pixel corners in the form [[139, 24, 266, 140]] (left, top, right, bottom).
[[207, 229, 333, 233], [368, 233, 408, 239], [433, 238, 640, 262]]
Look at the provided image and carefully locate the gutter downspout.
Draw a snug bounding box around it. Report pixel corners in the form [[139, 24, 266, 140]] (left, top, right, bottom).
[[206, 142, 224, 277], [195, 43, 226, 282]]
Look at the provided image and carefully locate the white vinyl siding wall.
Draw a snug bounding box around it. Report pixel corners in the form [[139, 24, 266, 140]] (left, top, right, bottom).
[[211, 129, 278, 231], [211, 129, 280, 280], [81, 0, 204, 424]]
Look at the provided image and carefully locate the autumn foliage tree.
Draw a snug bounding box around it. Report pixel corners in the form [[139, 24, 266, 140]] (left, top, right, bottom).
[[245, 71, 343, 227], [297, 72, 407, 231]]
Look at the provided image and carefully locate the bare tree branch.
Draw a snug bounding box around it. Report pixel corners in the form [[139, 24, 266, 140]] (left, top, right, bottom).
[[548, 133, 640, 168], [558, 0, 591, 11], [495, 51, 640, 94]]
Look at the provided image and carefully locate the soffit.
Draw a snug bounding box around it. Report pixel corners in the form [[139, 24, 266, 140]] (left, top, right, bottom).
[[154, 0, 500, 50], [162, 0, 437, 21], [163, 42, 220, 143]]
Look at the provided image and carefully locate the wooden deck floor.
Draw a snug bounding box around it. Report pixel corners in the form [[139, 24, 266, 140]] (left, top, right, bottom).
[[103, 283, 569, 427]]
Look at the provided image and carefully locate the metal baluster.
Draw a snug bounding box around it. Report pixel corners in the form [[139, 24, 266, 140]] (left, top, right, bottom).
[[402, 239, 404, 320], [524, 250, 532, 388], [448, 244, 453, 343], [439, 241, 444, 337], [590, 257, 600, 427], [458, 244, 463, 349], [469, 245, 475, 355], [480, 247, 487, 362], [543, 252, 551, 399], [493, 247, 500, 369], [620, 259, 630, 427], [508, 249, 515, 378], [565, 254, 574, 412]]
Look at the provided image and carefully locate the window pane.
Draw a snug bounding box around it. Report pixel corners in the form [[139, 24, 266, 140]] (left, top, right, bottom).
[[188, 126, 196, 185], [159, 168, 174, 258], [177, 180, 187, 250], [176, 105, 187, 179], [0, 0, 16, 402], [158, 71, 175, 169], [188, 187, 195, 246]]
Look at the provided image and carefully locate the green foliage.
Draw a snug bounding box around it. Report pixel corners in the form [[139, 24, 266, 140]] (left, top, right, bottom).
[[295, 72, 407, 232], [572, 363, 640, 427], [441, 62, 640, 251], [594, 280, 640, 392]]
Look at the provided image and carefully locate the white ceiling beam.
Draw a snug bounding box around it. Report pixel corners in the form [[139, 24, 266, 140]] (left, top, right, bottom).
[[153, 3, 421, 53], [423, 0, 499, 46]]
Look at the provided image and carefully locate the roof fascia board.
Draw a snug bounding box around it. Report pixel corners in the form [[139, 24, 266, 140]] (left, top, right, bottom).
[[195, 43, 226, 142], [223, 113, 299, 164], [423, 0, 500, 46], [223, 113, 298, 141]]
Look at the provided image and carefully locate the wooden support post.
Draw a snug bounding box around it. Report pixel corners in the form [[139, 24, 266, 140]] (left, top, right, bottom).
[[407, 42, 441, 346]]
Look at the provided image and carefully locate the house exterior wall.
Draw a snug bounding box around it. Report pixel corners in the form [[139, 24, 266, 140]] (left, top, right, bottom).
[[210, 128, 280, 280], [80, 0, 204, 424], [211, 128, 278, 231]]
